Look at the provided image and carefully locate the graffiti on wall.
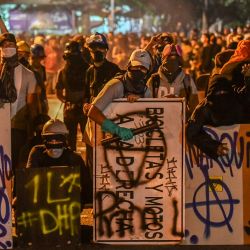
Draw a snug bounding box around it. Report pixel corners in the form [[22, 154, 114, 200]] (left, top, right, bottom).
[[94, 99, 185, 244]]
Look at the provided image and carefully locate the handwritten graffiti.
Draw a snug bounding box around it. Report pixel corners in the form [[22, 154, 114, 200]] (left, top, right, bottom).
[[0, 145, 12, 189], [185, 179, 240, 237], [0, 145, 12, 249], [185, 127, 245, 243], [95, 101, 185, 243], [186, 128, 249, 180], [17, 202, 80, 236], [102, 109, 167, 188], [0, 188, 11, 249], [165, 157, 178, 197], [95, 191, 182, 239], [16, 167, 81, 247]]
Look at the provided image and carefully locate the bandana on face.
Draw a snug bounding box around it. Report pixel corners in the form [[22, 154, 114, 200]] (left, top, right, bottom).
[[123, 70, 147, 97]]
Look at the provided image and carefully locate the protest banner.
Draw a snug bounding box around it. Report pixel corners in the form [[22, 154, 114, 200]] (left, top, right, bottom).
[[94, 98, 185, 244], [184, 124, 250, 245], [16, 166, 81, 248], [0, 104, 12, 249]]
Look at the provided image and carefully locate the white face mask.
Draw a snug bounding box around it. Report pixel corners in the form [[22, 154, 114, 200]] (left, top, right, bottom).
[[47, 148, 64, 159], [1, 47, 17, 58]]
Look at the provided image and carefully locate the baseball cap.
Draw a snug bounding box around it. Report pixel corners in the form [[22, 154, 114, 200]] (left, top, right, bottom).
[[0, 33, 16, 47], [129, 49, 151, 71], [86, 32, 109, 49]]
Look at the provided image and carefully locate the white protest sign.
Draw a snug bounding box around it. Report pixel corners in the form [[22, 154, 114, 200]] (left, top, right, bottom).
[[184, 124, 250, 245], [94, 98, 185, 244], [0, 104, 12, 249]]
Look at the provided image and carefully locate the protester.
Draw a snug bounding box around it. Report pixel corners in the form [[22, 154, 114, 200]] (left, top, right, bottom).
[[147, 43, 198, 118], [199, 33, 214, 74], [18, 113, 50, 168], [0, 32, 37, 171], [56, 40, 89, 151], [85, 32, 121, 102], [16, 40, 31, 69], [186, 40, 250, 159], [44, 36, 63, 94], [30, 43, 49, 114], [26, 119, 92, 206], [84, 48, 152, 178]]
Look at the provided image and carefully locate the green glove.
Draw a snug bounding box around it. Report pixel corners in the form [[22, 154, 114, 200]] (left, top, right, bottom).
[[101, 119, 133, 141]]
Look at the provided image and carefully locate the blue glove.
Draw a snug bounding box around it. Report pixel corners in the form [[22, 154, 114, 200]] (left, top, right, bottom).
[[101, 119, 133, 141]]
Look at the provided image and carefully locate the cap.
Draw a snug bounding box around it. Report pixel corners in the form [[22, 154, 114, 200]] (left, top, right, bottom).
[[129, 49, 151, 71], [0, 33, 16, 47], [86, 32, 109, 49]]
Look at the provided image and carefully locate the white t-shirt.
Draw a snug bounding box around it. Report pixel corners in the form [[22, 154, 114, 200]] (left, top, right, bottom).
[[10, 64, 37, 119], [93, 79, 152, 111], [10, 64, 37, 130]]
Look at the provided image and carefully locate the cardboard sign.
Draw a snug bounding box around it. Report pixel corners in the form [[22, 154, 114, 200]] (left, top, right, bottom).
[[0, 104, 12, 249], [16, 166, 81, 248], [184, 124, 250, 245], [94, 99, 185, 244]]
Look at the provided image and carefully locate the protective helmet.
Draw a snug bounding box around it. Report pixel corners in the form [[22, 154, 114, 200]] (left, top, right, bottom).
[[86, 32, 109, 50], [42, 119, 68, 136], [30, 44, 46, 58], [17, 40, 30, 53], [63, 40, 81, 56]]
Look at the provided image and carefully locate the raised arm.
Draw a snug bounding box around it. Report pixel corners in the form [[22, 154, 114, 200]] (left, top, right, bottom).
[[0, 15, 8, 33]]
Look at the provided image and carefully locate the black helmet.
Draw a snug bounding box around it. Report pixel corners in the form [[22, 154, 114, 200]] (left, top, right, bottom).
[[30, 44, 46, 58], [64, 41, 81, 56], [86, 32, 109, 50]]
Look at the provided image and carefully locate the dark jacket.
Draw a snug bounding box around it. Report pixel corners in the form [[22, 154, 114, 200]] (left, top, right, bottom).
[[85, 59, 121, 99], [186, 74, 250, 159], [26, 145, 92, 205]]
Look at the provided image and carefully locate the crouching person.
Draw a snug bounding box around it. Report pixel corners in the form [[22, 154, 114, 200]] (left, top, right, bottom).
[[26, 119, 92, 207]]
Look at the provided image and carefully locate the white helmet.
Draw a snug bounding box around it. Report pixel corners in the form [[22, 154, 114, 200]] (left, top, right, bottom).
[[42, 119, 68, 136]]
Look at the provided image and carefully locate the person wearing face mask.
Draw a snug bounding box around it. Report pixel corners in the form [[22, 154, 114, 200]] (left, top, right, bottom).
[[56, 41, 89, 151], [26, 119, 92, 206], [0, 32, 37, 172], [83, 49, 152, 178], [147, 44, 198, 119], [30, 44, 48, 115], [150, 32, 174, 74], [17, 40, 31, 69], [85, 32, 121, 102]]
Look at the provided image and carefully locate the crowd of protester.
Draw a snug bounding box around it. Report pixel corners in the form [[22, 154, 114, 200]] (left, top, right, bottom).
[[0, 15, 250, 228]]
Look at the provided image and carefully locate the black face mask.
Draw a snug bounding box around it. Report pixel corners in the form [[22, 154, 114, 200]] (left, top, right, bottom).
[[93, 51, 105, 62], [127, 69, 147, 83], [162, 58, 180, 74]]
